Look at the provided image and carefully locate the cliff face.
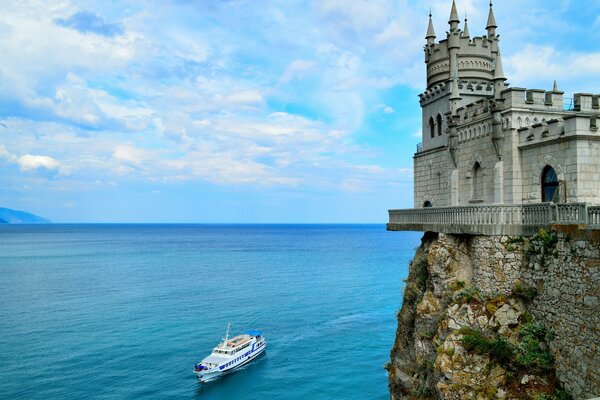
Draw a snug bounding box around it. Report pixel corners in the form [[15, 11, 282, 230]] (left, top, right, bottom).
[[388, 231, 599, 400]]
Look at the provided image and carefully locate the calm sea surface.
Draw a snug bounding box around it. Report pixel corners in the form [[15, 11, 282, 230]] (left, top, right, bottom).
[[0, 224, 421, 400]]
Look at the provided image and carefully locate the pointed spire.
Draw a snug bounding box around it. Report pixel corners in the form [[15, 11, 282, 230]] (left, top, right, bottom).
[[426, 9, 436, 40], [486, 1, 497, 29], [449, 0, 460, 24], [553, 80, 559, 92], [493, 48, 506, 81], [462, 13, 470, 37]]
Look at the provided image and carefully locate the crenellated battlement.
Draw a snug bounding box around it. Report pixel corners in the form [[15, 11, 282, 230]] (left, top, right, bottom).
[[420, 80, 494, 107], [426, 35, 496, 88], [518, 113, 599, 147], [501, 88, 600, 113]]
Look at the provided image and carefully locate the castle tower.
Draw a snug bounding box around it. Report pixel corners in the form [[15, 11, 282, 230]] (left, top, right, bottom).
[[420, 0, 507, 152]]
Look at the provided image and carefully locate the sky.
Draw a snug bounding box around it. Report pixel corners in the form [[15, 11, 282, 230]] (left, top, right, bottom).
[[0, 0, 599, 223]]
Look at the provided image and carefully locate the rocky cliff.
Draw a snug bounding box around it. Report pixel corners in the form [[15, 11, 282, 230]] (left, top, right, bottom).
[[388, 230, 599, 400]]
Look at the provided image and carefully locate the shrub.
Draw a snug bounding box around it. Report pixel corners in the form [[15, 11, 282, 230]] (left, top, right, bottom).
[[418, 329, 436, 340], [412, 255, 429, 291], [515, 323, 555, 372], [513, 282, 538, 302], [460, 329, 490, 353], [488, 337, 514, 364], [526, 229, 558, 260], [459, 323, 556, 374], [449, 280, 466, 291], [455, 286, 483, 304]]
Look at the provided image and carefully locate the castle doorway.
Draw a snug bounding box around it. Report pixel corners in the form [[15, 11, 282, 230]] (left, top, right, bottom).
[[541, 166, 559, 202]]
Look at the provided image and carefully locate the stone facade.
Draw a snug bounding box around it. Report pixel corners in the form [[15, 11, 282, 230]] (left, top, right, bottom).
[[414, 1, 600, 209], [388, 231, 600, 400]]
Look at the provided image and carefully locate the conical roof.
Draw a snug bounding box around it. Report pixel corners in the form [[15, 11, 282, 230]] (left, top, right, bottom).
[[426, 11, 436, 39], [486, 1, 497, 29], [449, 0, 460, 24], [494, 48, 506, 81], [462, 15, 470, 37]]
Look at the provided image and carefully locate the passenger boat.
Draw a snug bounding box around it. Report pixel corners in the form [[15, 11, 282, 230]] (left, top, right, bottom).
[[193, 324, 267, 382]]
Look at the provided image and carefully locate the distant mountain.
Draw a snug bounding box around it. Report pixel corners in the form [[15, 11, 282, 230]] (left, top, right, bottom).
[[0, 208, 51, 224]]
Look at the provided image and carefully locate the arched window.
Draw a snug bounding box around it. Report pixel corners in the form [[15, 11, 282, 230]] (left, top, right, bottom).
[[423, 201, 433, 208], [437, 114, 443, 136], [472, 162, 483, 201], [542, 166, 559, 202], [429, 117, 435, 138]]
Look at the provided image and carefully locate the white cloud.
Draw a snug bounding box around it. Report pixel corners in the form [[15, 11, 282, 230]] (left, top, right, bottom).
[[215, 90, 264, 106], [280, 60, 317, 84], [0, 145, 17, 163], [18, 154, 60, 172], [506, 45, 600, 91], [383, 106, 394, 114], [113, 144, 151, 165]]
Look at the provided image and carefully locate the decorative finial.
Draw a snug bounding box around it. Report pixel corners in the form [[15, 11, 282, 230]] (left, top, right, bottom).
[[462, 12, 470, 37], [553, 80, 559, 92], [426, 7, 436, 40], [486, 0, 497, 30]]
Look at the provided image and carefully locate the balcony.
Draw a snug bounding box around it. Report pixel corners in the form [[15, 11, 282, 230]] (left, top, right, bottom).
[[388, 203, 600, 236]]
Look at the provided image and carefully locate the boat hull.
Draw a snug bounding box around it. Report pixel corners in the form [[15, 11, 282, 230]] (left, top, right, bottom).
[[194, 342, 267, 383]]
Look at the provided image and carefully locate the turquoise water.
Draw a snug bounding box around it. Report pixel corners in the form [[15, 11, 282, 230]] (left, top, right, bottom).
[[0, 224, 420, 399]]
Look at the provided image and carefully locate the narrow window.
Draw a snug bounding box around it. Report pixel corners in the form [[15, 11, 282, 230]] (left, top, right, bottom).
[[542, 166, 559, 202], [429, 117, 435, 138], [423, 201, 433, 208], [437, 114, 443, 136], [472, 162, 483, 201]]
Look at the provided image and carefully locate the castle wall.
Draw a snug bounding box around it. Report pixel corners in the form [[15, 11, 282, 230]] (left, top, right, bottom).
[[421, 93, 450, 151], [574, 138, 600, 205], [519, 140, 579, 203], [414, 149, 453, 207], [455, 115, 497, 204]]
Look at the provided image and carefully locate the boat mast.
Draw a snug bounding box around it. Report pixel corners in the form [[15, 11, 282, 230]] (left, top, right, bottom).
[[224, 323, 231, 342]]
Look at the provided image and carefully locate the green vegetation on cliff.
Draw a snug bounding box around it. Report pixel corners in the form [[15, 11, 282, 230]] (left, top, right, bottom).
[[387, 231, 595, 400]]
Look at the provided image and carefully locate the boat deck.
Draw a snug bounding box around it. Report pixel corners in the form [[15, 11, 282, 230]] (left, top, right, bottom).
[[227, 334, 251, 348]]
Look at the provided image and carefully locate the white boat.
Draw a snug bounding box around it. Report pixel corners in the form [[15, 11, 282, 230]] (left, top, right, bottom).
[[193, 324, 267, 382]]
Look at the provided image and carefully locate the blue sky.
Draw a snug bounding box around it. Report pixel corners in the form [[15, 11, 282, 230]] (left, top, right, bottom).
[[0, 0, 599, 222]]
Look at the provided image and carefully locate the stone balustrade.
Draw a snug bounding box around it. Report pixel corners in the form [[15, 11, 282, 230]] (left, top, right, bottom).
[[588, 206, 600, 228], [388, 203, 599, 235]]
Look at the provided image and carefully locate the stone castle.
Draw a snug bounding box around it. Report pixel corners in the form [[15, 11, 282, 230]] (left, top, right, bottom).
[[415, 0, 599, 210], [386, 3, 600, 399]]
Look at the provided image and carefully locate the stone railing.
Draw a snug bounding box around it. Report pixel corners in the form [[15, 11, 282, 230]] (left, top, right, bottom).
[[388, 203, 598, 235], [588, 206, 600, 228]]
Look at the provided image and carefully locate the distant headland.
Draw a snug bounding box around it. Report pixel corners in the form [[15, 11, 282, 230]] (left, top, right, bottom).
[[0, 208, 51, 224]]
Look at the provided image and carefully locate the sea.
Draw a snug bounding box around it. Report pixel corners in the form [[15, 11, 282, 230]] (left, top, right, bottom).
[[0, 224, 422, 400]]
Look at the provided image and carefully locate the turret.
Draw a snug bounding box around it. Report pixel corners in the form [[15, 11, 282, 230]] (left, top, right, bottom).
[[450, 68, 462, 114], [462, 14, 470, 38], [493, 48, 507, 100], [449, 0, 460, 32], [426, 10, 436, 46], [447, 0, 461, 93], [486, 1, 497, 38]]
